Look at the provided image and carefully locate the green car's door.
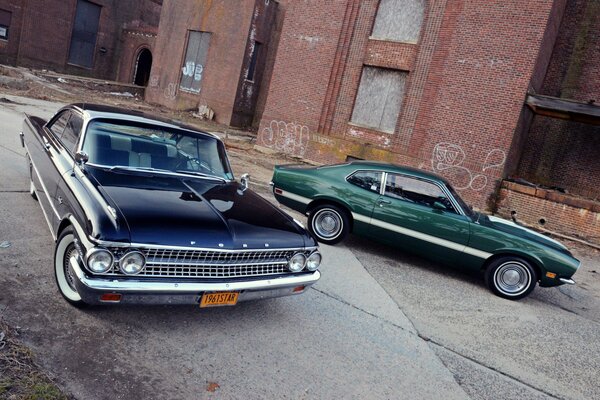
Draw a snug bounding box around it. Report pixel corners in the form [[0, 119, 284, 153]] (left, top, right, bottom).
[[344, 170, 384, 236], [369, 173, 471, 265]]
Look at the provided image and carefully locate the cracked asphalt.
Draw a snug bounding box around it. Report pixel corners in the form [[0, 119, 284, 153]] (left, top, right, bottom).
[[1, 95, 599, 399]]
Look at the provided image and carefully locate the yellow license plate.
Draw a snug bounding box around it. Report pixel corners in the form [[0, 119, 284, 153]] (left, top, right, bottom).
[[200, 292, 239, 308]]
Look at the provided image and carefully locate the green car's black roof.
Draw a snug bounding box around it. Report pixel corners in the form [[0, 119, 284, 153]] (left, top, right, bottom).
[[336, 160, 451, 184]]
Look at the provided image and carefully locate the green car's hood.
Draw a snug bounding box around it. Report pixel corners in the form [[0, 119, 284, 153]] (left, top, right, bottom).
[[481, 215, 571, 254]]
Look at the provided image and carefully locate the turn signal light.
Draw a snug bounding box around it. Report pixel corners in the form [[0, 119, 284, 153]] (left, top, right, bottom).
[[293, 286, 306, 293], [100, 293, 122, 302], [546, 272, 557, 279]]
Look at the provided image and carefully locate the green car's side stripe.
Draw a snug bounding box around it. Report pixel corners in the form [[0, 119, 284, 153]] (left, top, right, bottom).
[[352, 212, 492, 260], [277, 190, 311, 204], [277, 189, 492, 260]]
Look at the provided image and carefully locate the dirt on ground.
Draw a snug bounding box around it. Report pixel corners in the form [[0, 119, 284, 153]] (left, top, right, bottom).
[[0, 316, 70, 400]]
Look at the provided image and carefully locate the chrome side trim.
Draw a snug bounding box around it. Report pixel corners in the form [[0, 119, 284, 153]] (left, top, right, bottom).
[[351, 212, 492, 259], [274, 189, 311, 205], [559, 278, 575, 285], [25, 143, 57, 240], [68, 215, 94, 250], [70, 256, 320, 292], [26, 143, 60, 220]]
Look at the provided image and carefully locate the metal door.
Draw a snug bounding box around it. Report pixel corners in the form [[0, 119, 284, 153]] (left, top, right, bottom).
[[68, 0, 101, 68], [180, 31, 211, 93]]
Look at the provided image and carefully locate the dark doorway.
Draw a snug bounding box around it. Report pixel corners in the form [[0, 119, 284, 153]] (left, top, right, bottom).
[[133, 48, 152, 86], [68, 0, 101, 68]]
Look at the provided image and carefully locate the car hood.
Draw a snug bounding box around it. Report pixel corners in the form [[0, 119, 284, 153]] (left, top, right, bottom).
[[481, 215, 570, 254], [85, 167, 308, 249]]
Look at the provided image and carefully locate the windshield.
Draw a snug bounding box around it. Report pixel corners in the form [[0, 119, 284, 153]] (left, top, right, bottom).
[[445, 183, 477, 220], [82, 119, 233, 180]]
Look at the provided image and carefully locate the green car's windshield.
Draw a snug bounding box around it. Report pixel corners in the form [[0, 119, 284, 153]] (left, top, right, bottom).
[[445, 183, 477, 220], [82, 119, 233, 181]]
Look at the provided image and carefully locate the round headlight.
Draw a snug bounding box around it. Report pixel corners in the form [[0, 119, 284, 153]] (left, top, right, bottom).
[[120, 251, 146, 275], [306, 251, 322, 271], [86, 248, 114, 273], [288, 253, 307, 272]]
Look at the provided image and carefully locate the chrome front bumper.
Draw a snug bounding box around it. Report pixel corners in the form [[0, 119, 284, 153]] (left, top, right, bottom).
[[69, 257, 320, 305]]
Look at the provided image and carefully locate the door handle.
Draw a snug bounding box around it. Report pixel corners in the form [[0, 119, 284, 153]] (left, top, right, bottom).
[[377, 199, 392, 207], [42, 137, 51, 151]]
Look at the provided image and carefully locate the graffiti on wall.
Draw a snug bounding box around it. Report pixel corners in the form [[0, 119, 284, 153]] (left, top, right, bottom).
[[260, 120, 310, 158], [163, 82, 177, 100], [431, 142, 506, 191]]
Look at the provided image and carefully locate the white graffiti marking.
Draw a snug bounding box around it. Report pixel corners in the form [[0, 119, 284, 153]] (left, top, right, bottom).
[[182, 61, 204, 82], [260, 120, 310, 158], [163, 82, 177, 100], [432, 142, 506, 191]]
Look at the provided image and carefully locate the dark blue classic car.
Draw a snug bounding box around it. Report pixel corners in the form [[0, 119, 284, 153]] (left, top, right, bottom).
[[20, 104, 321, 307]]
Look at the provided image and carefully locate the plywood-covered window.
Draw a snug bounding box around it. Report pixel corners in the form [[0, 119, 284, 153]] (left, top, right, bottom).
[[371, 0, 425, 43], [68, 0, 101, 68], [351, 67, 407, 133], [180, 31, 211, 93], [0, 9, 11, 40]]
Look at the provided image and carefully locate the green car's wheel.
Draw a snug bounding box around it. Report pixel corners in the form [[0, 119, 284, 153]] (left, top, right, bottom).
[[308, 204, 350, 245], [485, 256, 537, 300], [54, 227, 87, 307]]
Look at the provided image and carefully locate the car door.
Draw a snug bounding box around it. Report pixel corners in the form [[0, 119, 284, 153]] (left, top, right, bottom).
[[35, 110, 72, 231], [344, 170, 384, 236], [54, 111, 84, 219], [369, 172, 471, 265]]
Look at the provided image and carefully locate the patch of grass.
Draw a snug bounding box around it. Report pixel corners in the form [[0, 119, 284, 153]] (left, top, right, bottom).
[[0, 318, 69, 400]]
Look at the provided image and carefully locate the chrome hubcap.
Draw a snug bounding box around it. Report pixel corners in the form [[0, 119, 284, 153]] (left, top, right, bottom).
[[494, 261, 531, 296], [313, 210, 342, 239], [63, 245, 78, 292]]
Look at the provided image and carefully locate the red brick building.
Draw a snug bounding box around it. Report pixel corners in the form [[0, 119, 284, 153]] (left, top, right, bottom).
[[145, 0, 600, 244], [145, 0, 276, 126], [0, 0, 161, 85]]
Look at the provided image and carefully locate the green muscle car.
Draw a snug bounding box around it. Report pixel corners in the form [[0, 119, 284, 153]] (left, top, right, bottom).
[[271, 161, 580, 300]]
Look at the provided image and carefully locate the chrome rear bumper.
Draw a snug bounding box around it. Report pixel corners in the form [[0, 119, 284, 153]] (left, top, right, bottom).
[[69, 257, 320, 305], [559, 277, 576, 285]]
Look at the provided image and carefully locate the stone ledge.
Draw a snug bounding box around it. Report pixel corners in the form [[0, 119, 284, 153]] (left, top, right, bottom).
[[501, 180, 600, 212]]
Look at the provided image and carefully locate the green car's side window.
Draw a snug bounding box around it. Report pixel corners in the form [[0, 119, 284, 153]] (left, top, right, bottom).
[[347, 171, 382, 194], [384, 174, 456, 213]]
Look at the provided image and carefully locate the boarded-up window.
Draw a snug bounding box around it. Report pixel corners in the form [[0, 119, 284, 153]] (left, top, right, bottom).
[[68, 0, 101, 68], [351, 67, 407, 133], [371, 0, 425, 43], [0, 9, 11, 40], [180, 31, 211, 93]]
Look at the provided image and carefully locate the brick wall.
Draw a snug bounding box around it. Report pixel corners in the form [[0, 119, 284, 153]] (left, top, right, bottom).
[[145, 0, 256, 125], [116, 28, 157, 85], [257, 0, 559, 210], [497, 181, 600, 245], [517, 0, 600, 199], [0, 0, 161, 80]]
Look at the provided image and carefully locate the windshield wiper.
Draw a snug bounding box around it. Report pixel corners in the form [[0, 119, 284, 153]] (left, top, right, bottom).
[[175, 170, 227, 182], [109, 165, 171, 174]]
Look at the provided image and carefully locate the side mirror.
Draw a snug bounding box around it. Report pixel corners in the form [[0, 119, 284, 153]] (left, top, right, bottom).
[[75, 151, 89, 165], [240, 173, 250, 191]]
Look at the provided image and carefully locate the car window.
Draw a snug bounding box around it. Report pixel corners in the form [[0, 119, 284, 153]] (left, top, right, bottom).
[[48, 111, 71, 138], [82, 119, 234, 180], [384, 174, 456, 213], [347, 170, 382, 194], [60, 113, 83, 154]]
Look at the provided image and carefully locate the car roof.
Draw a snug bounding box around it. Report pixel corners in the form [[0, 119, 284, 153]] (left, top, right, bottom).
[[343, 160, 450, 184], [65, 103, 219, 139]]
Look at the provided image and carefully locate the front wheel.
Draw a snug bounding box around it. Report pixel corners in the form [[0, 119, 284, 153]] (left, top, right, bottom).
[[484, 256, 537, 300], [307, 204, 350, 245], [54, 227, 87, 307]]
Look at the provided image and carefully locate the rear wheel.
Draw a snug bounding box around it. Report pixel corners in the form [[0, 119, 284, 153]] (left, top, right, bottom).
[[54, 227, 86, 307], [484, 256, 537, 300], [307, 204, 350, 245]]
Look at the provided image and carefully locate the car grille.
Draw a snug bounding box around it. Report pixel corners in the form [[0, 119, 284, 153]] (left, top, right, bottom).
[[103, 247, 314, 279]]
